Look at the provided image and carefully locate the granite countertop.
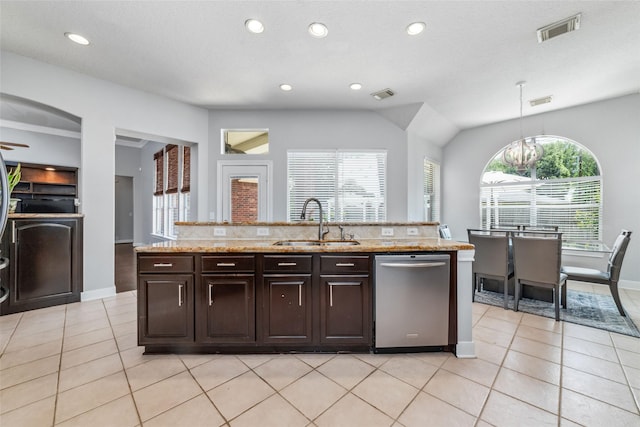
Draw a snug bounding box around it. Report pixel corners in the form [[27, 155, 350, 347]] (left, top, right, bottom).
[[9, 213, 84, 218], [135, 238, 473, 253]]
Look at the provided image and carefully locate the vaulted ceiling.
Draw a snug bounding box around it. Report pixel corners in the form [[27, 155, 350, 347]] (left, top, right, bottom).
[[1, 1, 639, 146]]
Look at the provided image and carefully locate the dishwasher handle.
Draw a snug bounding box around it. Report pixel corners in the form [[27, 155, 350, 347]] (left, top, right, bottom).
[[379, 262, 446, 268]]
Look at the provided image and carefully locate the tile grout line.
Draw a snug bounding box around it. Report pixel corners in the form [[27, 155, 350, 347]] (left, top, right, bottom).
[[474, 307, 525, 426], [102, 297, 143, 427], [180, 354, 232, 426], [51, 305, 68, 426]]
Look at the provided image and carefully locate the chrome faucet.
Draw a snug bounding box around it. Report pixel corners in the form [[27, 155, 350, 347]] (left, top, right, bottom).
[[300, 198, 329, 240]]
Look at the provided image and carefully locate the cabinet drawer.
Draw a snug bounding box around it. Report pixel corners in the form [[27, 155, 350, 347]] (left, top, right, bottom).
[[264, 255, 312, 273], [138, 256, 194, 273], [202, 255, 255, 273], [320, 255, 370, 274]]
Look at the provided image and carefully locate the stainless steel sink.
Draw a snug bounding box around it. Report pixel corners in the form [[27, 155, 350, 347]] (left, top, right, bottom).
[[273, 240, 360, 246]]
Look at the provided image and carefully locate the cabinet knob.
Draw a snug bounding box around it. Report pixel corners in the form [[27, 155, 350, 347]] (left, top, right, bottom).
[[153, 263, 173, 268]]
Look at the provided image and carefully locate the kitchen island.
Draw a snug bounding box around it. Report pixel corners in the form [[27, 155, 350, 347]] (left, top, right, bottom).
[[135, 222, 476, 358]]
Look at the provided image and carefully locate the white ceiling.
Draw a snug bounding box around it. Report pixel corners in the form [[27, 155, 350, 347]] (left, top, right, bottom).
[[1, 1, 639, 143]]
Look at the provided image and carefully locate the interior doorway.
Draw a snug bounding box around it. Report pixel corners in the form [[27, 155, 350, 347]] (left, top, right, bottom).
[[114, 175, 135, 292]]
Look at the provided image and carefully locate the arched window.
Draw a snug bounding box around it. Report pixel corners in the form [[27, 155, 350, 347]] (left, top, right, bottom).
[[479, 135, 602, 241]]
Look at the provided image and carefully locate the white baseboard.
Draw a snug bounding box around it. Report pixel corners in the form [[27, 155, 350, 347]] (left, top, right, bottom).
[[620, 279, 640, 291], [81, 286, 116, 301]]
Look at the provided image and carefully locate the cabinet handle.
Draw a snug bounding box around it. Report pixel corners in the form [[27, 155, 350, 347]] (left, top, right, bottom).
[[153, 263, 173, 268], [208, 283, 213, 306], [278, 262, 297, 266], [298, 284, 302, 306], [329, 284, 333, 307], [178, 284, 183, 306], [335, 263, 355, 267], [12, 222, 16, 244], [216, 262, 236, 267]]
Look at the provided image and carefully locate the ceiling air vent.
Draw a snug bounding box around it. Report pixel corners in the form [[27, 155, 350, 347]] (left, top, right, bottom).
[[529, 95, 553, 107], [537, 13, 581, 43], [371, 88, 395, 100]]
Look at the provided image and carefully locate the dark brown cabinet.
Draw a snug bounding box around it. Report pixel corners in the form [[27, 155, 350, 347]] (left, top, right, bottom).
[[199, 255, 255, 343], [319, 256, 371, 345], [136, 252, 374, 353], [263, 255, 313, 343], [0, 217, 82, 315], [137, 255, 194, 344]]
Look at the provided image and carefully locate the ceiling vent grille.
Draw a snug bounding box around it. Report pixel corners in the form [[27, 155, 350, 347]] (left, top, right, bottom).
[[529, 95, 553, 107], [537, 13, 581, 43], [371, 88, 395, 100]]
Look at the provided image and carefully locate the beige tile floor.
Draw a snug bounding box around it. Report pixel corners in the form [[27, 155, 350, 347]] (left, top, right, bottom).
[[1, 283, 640, 427]]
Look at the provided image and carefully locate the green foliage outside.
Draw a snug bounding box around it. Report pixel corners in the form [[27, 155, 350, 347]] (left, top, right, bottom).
[[486, 139, 599, 178]]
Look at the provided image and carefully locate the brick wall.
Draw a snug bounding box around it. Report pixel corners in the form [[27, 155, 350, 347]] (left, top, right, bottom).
[[231, 179, 258, 222]]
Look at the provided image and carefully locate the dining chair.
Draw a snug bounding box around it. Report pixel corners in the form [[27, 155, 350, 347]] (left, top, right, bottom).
[[561, 230, 632, 316], [490, 224, 522, 231], [522, 225, 559, 231], [467, 229, 513, 308], [512, 232, 567, 320]]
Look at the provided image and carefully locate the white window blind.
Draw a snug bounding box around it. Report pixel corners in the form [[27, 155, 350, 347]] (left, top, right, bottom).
[[287, 150, 386, 222], [480, 176, 602, 240], [423, 159, 441, 222]]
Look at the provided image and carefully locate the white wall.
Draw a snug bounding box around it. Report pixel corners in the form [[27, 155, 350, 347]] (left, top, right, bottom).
[[1, 51, 209, 299], [208, 109, 409, 221], [0, 127, 81, 167], [442, 94, 640, 283]]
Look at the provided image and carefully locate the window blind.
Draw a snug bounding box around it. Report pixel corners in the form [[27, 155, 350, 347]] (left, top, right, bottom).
[[166, 144, 179, 194], [181, 146, 191, 193], [423, 159, 441, 222], [153, 149, 164, 196], [480, 176, 602, 241], [287, 150, 387, 222]]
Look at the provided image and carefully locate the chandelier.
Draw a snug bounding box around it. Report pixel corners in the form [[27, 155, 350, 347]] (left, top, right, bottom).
[[503, 82, 543, 170]]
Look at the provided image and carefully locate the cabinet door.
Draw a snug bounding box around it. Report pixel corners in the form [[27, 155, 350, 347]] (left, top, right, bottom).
[[320, 276, 370, 344], [263, 275, 312, 343], [1, 219, 81, 314], [138, 274, 194, 344], [198, 274, 255, 343]]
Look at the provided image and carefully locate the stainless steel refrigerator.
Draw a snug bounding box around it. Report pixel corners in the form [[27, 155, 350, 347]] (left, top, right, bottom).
[[0, 152, 10, 304]]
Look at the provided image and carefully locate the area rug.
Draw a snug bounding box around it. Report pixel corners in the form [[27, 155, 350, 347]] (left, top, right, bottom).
[[474, 289, 640, 338]]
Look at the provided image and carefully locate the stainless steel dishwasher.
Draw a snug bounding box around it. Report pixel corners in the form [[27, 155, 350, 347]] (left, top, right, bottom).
[[374, 254, 450, 352]]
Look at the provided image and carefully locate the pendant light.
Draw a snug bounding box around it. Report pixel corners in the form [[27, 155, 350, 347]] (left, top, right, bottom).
[[503, 81, 544, 170]]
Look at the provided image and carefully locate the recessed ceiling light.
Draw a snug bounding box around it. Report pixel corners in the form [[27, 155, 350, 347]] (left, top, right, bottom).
[[64, 32, 90, 45], [406, 22, 426, 35], [308, 22, 328, 38], [349, 83, 363, 90], [245, 19, 264, 34], [279, 84, 293, 91]]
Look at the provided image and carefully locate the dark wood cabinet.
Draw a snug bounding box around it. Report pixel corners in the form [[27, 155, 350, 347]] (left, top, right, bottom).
[[263, 274, 312, 343], [319, 255, 371, 344], [263, 255, 313, 343], [136, 252, 374, 353], [0, 217, 83, 315], [198, 255, 255, 343], [137, 255, 195, 344]]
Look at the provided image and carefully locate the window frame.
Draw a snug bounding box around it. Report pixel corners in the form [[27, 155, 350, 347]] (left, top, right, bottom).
[[423, 158, 441, 222], [152, 144, 191, 239], [479, 136, 602, 242], [287, 149, 387, 223]]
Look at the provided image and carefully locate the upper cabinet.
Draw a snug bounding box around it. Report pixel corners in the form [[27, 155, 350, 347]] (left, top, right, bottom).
[[9, 162, 78, 213]]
